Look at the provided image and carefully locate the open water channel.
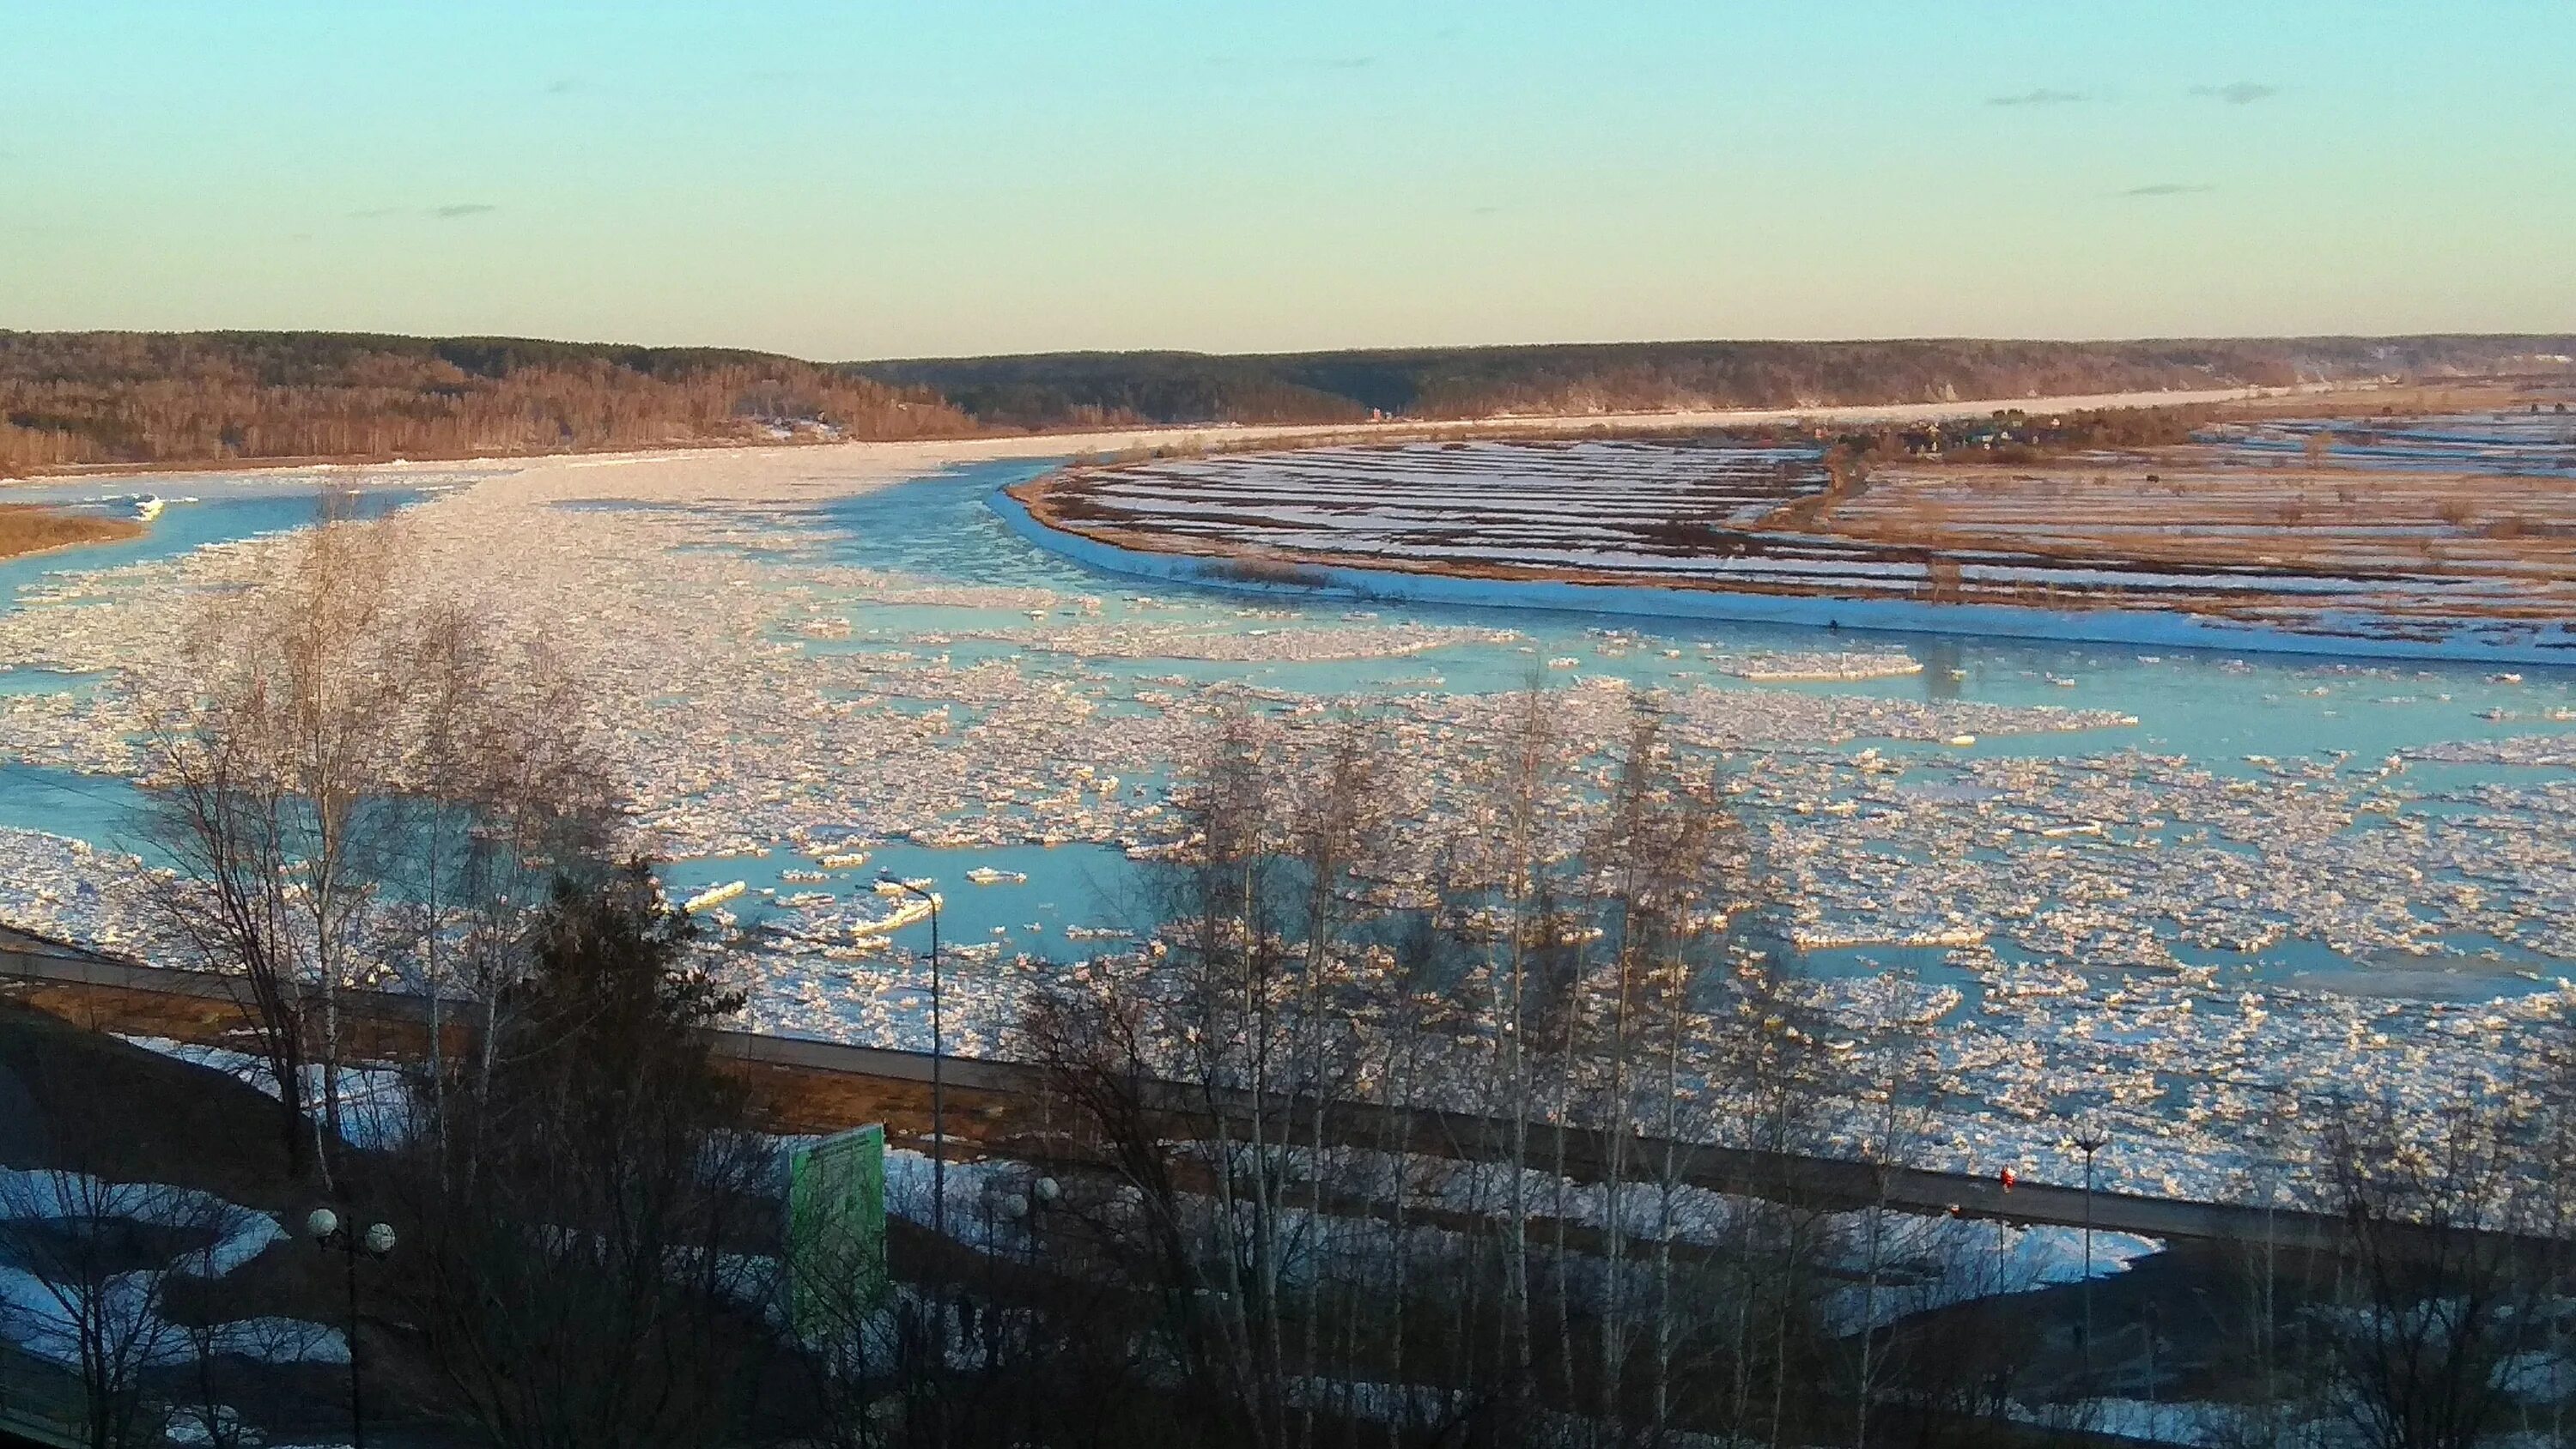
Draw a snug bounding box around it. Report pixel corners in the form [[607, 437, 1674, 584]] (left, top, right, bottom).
[[3, 438, 2572, 1193]]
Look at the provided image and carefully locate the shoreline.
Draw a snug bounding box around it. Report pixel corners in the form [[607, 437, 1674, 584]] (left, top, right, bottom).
[[988, 486, 2576, 668], [5, 397, 2573, 1214], [0, 511, 147, 565], [0, 380, 2348, 495]]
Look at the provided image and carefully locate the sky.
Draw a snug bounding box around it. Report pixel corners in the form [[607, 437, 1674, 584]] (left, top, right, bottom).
[[4, 1, 2572, 360]]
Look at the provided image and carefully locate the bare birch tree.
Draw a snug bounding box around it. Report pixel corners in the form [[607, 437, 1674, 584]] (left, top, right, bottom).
[[144, 500, 614, 1186], [145, 506, 416, 1183], [2310, 1092, 2555, 1449]]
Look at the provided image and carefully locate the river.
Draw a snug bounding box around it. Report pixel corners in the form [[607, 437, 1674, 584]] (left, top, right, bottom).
[[2, 437, 2571, 1195]]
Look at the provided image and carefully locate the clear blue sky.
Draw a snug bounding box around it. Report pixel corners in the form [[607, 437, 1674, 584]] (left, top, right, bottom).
[[4, 1, 2570, 359]]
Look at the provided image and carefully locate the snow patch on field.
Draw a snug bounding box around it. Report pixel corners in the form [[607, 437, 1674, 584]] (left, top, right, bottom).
[[999, 486, 2576, 664], [0, 1167, 343, 1370]]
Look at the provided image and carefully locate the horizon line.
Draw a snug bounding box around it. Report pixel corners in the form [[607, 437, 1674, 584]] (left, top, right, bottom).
[[7, 324, 2576, 370]]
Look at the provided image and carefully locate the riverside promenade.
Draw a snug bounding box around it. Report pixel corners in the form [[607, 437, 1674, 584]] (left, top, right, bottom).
[[0, 923, 2405, 1256]]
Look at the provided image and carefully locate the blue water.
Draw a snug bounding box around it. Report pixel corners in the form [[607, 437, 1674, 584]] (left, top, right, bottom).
[[781, 460, 2576, 984], [0, 761, 155, 852], [6, 453, 2575, 993], [0, 481, 434, 873], [798, 461, 2575, 770], [659, 840, 1144, 963], [1, 487, 425, 621]]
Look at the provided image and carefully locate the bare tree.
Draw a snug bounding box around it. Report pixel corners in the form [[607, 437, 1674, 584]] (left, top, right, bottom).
[[386, 608, 617, 1149], [145, 503, 615, 1187], [1836, 969, 1951, 1449], [144, 506, 418, 1183], [2310, 1092, 2555, 1449], [1017, 691, 1842, 1449], [0, 1166, 260, 1449], [1457, 679, 1564, 1416]]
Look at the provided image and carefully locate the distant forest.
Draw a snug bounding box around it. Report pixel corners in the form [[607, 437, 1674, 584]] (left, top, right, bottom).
[[4, 329, 2571, 476], [0, 331, 969, 476], [852, 335, 2576, 427]]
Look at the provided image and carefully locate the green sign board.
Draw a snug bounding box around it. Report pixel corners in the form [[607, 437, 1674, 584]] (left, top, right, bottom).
[[785, 1122, 890, 1335]]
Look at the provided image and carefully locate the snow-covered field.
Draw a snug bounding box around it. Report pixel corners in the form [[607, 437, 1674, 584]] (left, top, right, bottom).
[[1028, 412, 2576, 659], [0, 1167, 341, 1372]]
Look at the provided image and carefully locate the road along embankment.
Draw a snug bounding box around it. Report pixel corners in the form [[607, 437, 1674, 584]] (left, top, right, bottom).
[[3, 921, 2464, 1258]]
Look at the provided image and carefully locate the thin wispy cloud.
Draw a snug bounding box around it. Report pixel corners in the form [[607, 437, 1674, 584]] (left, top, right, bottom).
[[347, 203, 500, 221], [1988, 88, 2086, 107], [2192, 82, 2278, 105], [2121, 182, 2215, 197]]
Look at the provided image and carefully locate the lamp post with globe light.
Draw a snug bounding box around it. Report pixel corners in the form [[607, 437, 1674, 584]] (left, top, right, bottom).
[[879, 872, 945, 1243], [307, 1207, 396, 1449]]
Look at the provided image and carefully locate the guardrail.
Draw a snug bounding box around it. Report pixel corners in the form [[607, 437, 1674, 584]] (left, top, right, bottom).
[[0, 921, 2475, 1257], [0, 1342, 88, 1449]]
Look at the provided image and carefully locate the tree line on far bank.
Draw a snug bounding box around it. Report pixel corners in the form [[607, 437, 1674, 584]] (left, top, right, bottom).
[[0, 330, 970, 476], [6, 327, 2572, 478], [851, 335, 2576, 428]]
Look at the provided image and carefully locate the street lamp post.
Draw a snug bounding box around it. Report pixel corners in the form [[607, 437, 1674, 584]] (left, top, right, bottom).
[[2073, 1129, 2110, 1382], [306, 1208, 396, 1449], [882, 874, 945, 1243]]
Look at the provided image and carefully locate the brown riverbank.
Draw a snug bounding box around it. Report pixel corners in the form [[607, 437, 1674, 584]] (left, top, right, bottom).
[[0, 504, 144, 561], [1011, 376, 2576, 643]]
